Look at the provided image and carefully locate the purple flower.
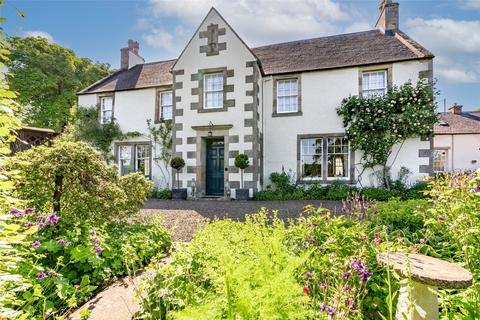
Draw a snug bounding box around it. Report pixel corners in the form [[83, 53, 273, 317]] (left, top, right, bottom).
[[89, 229, 96, 235], [474, 185, 480, 193], [351, 302, 358, 311], [10, 208, 23, 217], [316, 247, 325, 253], [36, 272, 47, 280], [94, 246, 103, 254], [57, 239, 67, 245], [360, 269, 373, 282], [25, 221, 35, 228], [38, 223, 46, 228], [47, 271, 60, 279], [321, 282, 328, 289], [25, 208, 35, 215], [36, 216, 45, 221], [320, 303, 327, 312], [327, 307, 335, 316], [92, 239, 101, 245], [46, 212, 59, 225], [352, 261, 364, 270], [304, 271, 313, 279], [343, 272, 351, 280], [31, 240, 41, 249]]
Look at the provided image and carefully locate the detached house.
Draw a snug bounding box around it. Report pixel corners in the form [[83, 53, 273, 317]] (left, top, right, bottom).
[[78, 0, 434, 198]]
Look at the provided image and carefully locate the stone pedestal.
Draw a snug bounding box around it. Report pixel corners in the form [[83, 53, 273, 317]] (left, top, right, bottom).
[[396, 280, 438, 320]]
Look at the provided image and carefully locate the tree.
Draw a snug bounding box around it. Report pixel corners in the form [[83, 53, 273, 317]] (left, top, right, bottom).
[[170, 157, 185, 189], [6, 36, 111, 131], [234, 153, 250, 189]]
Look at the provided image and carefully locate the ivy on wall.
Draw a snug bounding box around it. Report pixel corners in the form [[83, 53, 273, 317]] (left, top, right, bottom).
[[337, 79, 438, 187], [73, 107, 140, 161]]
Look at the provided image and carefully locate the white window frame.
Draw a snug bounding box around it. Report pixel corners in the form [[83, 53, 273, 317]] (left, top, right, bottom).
[[300, 138, 323, 180], [135, 145, 151, 177], [203, 73, 224, 109], [160, 91, 173, 120], [117, 144, 152, 178], [118, 145, 132, 176], [326, 137, 350, 180], [433, 148, 448, 172], [276, 79, 298, 113], [362, 70, 387, 99], [100, 96, 113, 124]]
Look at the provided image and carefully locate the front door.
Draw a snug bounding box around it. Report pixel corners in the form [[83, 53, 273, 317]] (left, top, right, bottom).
[[206, 139, 224, 195]]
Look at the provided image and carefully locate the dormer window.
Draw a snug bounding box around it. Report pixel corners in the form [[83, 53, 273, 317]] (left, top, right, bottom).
[[204, 73, 224, 109], [100, 96, 113, 124], [362, 70, 387, 98]]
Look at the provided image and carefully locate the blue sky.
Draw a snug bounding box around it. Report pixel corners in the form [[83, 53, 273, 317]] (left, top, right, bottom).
[[2, 0, 480, 111]]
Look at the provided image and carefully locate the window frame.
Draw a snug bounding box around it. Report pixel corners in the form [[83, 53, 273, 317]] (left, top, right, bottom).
[[160, 90, 173, 120], [326, 137, 350, 180], [362, 70, 387, 99], [203, 73, 224, 109], [276, 79, 298, 114], [359, 64, 392, 99], [433, 148, 448, 173], [272, 74, 302, 117], [300, 138, 323, 180], [115, 143, 152, 179], [155, 87, 173, 123], [99, 95, 114, 124]]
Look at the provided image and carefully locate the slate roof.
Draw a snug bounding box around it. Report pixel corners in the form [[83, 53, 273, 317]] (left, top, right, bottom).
[[435, 113, 480, 135], [79, 29, 433, 94]]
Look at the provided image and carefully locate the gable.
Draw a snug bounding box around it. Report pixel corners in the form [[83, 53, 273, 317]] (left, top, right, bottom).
[[173, 7, 257, 71]]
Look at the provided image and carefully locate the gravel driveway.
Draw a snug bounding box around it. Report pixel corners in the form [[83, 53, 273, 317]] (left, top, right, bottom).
[[141, 199, 343, 242]]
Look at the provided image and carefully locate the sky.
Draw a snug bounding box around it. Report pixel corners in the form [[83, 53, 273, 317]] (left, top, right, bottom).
[[2, 0, 480, 111]]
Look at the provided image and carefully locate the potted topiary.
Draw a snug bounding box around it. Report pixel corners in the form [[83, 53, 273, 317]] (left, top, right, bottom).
[[234, 153, 250, 200], [170, 156, 187, 200]]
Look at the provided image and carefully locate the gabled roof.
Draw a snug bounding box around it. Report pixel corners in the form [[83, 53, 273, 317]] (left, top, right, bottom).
[[78, 59, 175, 94], [434, 112, 480, 135], [78, 28, 433, 94]]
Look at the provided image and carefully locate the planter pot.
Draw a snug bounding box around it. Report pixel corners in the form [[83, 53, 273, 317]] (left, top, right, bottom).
[[235, 188, 250, 200], [172, 188, 188, 200]]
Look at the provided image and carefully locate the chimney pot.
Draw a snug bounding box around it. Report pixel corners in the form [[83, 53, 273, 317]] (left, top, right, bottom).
[[448, 104, 463, 115]]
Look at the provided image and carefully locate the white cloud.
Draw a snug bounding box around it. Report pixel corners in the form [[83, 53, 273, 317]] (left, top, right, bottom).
[[22, 30, 55, 43], [461, 0, 480, 9], [406, 18, 480, 84], [140, 0, 370, 55]]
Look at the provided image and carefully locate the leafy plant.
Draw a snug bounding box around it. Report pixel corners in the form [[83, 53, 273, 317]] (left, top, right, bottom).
[[151, 188, 172, 199], [234, 154, 249, 189], [170, 157, 185, 189], [146, 119, 172, 188], [337, 80, 438, 188]]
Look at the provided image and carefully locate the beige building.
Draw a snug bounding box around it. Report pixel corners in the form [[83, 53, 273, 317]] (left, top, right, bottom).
[[434, 104, 480, 172], [78, 1, 435, 198]]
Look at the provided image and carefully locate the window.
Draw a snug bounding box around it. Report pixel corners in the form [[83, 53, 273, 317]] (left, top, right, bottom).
[[118, 145, 132, 176], [204, 74, 223, 109], [276, 79, 298, 113], [135, 145, 151, 177], [117, 144, 151, 178], [100, 96, 113, 124], [160, 91, 173, 120], [362, 71, 387, 98], [433, 149, 448, 172], [327, 137, 349, 178], [301, 138, 323, 179]]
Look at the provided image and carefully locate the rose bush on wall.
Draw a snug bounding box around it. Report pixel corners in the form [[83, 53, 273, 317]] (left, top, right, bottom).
[[337, 80, 438, 188]]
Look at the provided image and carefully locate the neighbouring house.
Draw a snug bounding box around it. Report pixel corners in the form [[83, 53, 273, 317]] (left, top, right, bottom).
[[78, 0, 434, 198], [11, 126, 57, 154], [433, 104, 480, 172]]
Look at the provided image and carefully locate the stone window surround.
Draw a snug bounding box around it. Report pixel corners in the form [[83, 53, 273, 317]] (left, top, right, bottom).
[[114, 141, 153, 180], [272, 74, 302, 117], [97, 93, 115, 124], [358, 64, 393, 98], [297, 133, 355, 185], [191, 67, 235, 113], [154, 85, 173, 123]]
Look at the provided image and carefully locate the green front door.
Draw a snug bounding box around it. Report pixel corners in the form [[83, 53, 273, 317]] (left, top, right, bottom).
[[206, 140, 224, 196]]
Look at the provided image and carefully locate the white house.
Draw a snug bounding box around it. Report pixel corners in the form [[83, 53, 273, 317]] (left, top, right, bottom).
[[78, 1, 434, 198], [433, 104, 480, 172]]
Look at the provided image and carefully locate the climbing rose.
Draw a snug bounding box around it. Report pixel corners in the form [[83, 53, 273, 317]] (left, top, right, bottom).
[[31, 240, 41, 249]]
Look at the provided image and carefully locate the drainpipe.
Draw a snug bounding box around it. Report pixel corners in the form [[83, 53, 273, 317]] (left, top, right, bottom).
[[451, 134, 455, 171]]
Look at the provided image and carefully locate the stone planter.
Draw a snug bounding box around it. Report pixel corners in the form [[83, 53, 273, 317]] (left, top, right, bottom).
[[172, 188, 188, 200], [235, 188, 250, 200]]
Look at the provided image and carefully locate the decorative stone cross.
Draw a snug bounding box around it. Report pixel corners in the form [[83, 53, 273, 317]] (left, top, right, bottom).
[[199, 23, 226, 56], [377, 252, 472, 320]]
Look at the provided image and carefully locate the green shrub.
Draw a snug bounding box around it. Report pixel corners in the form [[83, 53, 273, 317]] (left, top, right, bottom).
[[402, 181, 429, 200], [369, 199, 428, 232], [325, 180, 353, 200], [152, 188, 172, 199], [361, 187, 400, 201], [269, 172, 293, 192], [13, 139, 152, 226]]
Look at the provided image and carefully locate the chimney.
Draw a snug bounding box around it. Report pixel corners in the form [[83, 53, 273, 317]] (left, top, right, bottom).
[[448, 103, 463, 115], [375, 0, 399, 35], [120, 39, 144, 70]]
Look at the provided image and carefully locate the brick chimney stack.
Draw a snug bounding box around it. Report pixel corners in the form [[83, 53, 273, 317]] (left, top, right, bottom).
[[120, 39, 144, 70], [448, 103, 463, 115], [375, 0, 399, 35]]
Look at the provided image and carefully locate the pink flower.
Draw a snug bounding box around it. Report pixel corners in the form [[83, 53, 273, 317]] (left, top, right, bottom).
[[25, 208, 35, 214], [36, 272, 47, 280], [31, 240, 41, 249], [56, 239, 67, 245], [94, 246, 103, 254]]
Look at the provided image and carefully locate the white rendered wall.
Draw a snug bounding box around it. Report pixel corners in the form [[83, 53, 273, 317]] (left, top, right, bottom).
[[434, 134, 480, 172]]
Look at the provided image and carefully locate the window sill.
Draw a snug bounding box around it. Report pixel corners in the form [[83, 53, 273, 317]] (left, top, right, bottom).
[[272, 110, 303, 118], [198, 107, 228, 113]]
